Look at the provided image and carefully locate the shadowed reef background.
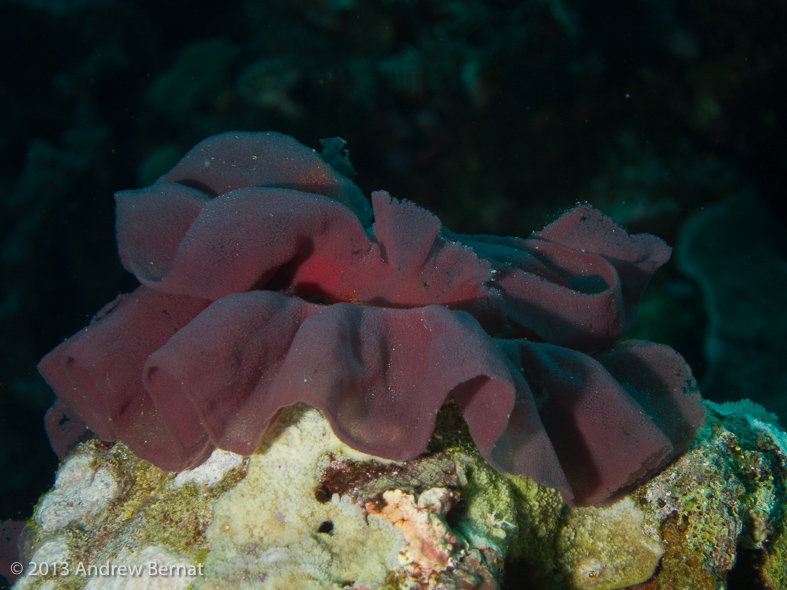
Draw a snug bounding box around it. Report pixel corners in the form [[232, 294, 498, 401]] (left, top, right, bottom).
[[1, 1, 786, 577]]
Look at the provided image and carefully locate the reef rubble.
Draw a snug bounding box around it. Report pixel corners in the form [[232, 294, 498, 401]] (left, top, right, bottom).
[[10, 398, 787, 590]]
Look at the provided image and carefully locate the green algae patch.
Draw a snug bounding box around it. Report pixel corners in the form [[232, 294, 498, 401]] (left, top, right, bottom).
[[555, 498, 663, 589], [761, 524, 787, 589], [637, 401, 787, 589], [433, 397, 787, 590], [430, 396, 666, 589]]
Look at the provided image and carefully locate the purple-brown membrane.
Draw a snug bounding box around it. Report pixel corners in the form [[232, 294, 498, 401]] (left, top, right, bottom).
[[38, 131, 705, 507]]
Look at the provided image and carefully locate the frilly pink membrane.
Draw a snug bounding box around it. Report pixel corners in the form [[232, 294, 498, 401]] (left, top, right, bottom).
[[39, 132, 705, 507]]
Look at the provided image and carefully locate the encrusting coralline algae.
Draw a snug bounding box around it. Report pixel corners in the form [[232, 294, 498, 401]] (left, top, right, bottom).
[[11, 398, 787, 590]]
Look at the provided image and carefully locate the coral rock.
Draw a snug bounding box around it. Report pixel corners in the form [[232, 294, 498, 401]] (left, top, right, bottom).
[[12, 400, 787, 590]]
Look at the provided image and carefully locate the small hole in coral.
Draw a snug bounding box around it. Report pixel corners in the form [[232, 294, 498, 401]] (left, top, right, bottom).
[[445, 497, 466, 529], [317, 520, 334, 534], [727, 547, 766, 590], [314, 485, 331, 503]]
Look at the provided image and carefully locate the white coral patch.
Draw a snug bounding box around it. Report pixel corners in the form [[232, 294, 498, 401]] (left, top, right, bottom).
[[82, 545, 199, 590], [198, 406, 404, 589], [172, 448, 244, 488], [35, 452, 119, 532], [13, 536, 71, 590]]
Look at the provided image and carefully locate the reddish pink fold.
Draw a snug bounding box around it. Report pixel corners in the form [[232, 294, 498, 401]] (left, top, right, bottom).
[[38, 131, 705, 506], [144, 291, 516, 462], [155, 130, 372, 224], [39, 287, 213, 469], [117, 186, 668, 350]]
